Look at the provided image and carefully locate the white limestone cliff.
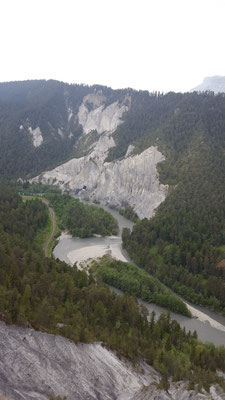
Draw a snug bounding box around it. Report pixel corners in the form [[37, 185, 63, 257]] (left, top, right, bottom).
[[33, 91, 167, 219], [78, 92, 130, 135], [28, 126, 43, 147], [35, 145, 167, 219], [20, 123, 44, 148]]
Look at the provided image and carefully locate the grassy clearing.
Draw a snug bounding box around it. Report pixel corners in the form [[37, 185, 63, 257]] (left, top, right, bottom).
[[22, 195, 60, 257], [34, 212, 53, 253], [219, 245, 225, 253], [149, 245, 157, 255]]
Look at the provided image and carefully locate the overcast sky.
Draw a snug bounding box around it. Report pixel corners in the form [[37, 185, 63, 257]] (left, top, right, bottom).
[[1, 0, 225, 92]]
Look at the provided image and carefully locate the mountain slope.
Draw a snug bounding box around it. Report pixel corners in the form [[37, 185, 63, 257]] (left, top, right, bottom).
[[0, 80, 128, 178], [1, 184, 225, 398], [0, 80, 225, 310]]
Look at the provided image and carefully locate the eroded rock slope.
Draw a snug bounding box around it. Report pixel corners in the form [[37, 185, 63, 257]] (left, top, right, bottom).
[[0, 322, 156, 400], [0, 322, 224, 400], [35, 92, 167, 219]]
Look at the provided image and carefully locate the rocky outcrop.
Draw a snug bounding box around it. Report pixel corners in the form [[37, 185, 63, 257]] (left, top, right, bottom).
[[0, 322, 157, 400], [133, 382, 225, 400], [0, 322, 223, 400], [34, 145, 167, 219], [33, 89, 167, 218], [78, 92, 129, 135], [19, 124, 43, 148]]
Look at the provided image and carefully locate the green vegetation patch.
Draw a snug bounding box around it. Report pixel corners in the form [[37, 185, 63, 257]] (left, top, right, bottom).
[[0, 183, 225, 393], [46, 193, 118, 238], [219, 245, 225, 253], [119, 206, 139, 223], [121, 93, 225, 314], [91, 257, 191, 317], [22, 194, 60, 257]]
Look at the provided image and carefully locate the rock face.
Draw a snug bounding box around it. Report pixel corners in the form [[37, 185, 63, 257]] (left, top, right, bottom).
[[0, 322, 223, 400], [28, 126, 43, 147], [133, 383, 225, 400], [34, 91, 167, 219], [0, 322, 157, 400], [191, 76, 225, 93], [78, 92, 129, 135], [35, 145, 167, 219]]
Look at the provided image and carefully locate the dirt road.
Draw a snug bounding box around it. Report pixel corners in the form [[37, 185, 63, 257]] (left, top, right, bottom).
[[42, 199, 57, 257]]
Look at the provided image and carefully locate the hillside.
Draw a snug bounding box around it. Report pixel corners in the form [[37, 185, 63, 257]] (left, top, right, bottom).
[[0, 80, 225, 302], [31, 88, 225, 221], [0, 184, 225, 399], [0, 80, 127, 179], [0, 81, 225, 398]]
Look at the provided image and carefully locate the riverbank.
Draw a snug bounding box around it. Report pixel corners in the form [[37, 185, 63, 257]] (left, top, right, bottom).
[[53, 205, 225, 346]]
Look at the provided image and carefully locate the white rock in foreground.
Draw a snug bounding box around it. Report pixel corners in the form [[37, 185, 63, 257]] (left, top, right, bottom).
[[0, 322, 223, 400], [133, 382, 225, 400], [0, 322, 156, 400]]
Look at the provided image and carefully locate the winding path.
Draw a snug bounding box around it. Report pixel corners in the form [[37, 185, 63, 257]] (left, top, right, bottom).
[[41, 199, 57, 257]]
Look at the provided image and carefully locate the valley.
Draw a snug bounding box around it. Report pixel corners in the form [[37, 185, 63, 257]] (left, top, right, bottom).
[[53, 203, 225, 347], [0, 79, 225, 399]]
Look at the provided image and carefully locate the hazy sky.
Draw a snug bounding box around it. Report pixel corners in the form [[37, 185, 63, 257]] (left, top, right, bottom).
[[1, 0, 225, 92]]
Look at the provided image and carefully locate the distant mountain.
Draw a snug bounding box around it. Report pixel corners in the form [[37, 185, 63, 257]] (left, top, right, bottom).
[[191, 76, 225, 93]]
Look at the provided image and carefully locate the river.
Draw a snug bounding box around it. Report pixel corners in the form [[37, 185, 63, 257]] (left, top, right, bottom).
[[53, 204, 225, 347]]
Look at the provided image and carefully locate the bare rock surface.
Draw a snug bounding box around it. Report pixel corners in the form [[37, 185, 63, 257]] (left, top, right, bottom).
[[132, 382, 225, 400], [0, 322, 224, 400], [78, 92, 129, 135], [0, 322, 157, 400], [35, 145, 167, 219], [33, 90, 167, 219]]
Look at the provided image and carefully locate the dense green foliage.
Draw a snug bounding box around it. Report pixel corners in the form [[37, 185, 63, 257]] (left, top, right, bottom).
[[122, 184, 225, 313], [119, 206, 139, 223], [0, 80, 129, 179], [123, 206, 225, 313], [0, 80, 89, 178], [46, 193, 118, 237], [1, 81, 224, 182], [15, 181, 61, 195], [0, 184, 225, 392], [119, 92, 225, 313], [91, 257, 190, 316], [0, 186, 49, 247]]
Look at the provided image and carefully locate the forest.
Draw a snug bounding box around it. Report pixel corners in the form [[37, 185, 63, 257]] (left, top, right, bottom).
[[0, 80, 128, 179], [120, 92, 225, 314], [91, 257, 190, 316], [0, 183, 225, 392], [1, 81, 225, 184], [122, 144, 225, 313], [119, 206, 139, 223], [45, 193, 118, 237]]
